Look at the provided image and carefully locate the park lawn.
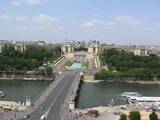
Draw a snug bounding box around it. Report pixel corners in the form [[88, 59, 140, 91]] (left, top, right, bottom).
[[64, 61, 73, 68]]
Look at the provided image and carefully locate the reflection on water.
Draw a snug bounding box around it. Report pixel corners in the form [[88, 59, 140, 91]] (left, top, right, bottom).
[[77, 81, 160, 109], [0, 80, 50, 102]]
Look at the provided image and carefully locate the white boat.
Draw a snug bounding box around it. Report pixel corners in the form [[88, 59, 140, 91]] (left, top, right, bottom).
[[152, 105, 160, 111], [128, 96, 160, 106], [122, 92, 141, 98], [0, 91, 5, 98]]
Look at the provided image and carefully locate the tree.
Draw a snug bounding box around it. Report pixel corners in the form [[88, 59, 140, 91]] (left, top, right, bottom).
[[45, 66, 53, 77], [129, 111, 141, 120], [149, 112, 158, 120], [119, 114, 127, 120], [31, 59, 38, 68], [97, 48, 160, 80], [0, 46, 61, 72]]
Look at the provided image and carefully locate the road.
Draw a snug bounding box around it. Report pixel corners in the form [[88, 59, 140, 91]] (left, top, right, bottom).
[[20, 71, 80, 120]]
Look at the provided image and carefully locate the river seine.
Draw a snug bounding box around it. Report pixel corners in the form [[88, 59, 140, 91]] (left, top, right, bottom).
[[0, 80, 50, 103], [77, 81, 160, 109], [1, 80, 160, 109]]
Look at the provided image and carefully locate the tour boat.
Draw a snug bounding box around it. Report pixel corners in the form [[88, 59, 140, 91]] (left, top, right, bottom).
[[128, 96, 160, 106], [152, 105, 160, 111], [0, 91, 5, 98], [121, 92, 141, 98]]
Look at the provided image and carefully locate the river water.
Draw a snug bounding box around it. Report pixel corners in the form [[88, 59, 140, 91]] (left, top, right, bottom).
[[0, 80, 50, 103], [1, 80, 160, 109], [77, 81, 160, 109]]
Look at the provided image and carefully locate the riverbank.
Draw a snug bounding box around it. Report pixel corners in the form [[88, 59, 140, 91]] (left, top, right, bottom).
[[0, 74, 54, 81], [75, 104, 160, 120], [83, 79, 104, 83], [84, 79, 160, 84], [0, 77, 52, 81]]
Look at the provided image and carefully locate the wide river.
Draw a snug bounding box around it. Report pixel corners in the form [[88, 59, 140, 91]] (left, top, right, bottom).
[[1, 80, 160, 109], [77, 81, 160, 109], [0, 80, 50, 103]]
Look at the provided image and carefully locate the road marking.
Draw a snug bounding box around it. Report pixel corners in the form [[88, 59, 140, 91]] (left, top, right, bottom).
[[46, 74, 73, 118]]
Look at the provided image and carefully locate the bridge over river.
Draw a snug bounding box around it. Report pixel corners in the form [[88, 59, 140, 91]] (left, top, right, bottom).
[[14, 70, 82, 120]]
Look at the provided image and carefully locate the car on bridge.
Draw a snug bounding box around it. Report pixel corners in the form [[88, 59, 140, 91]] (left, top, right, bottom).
[[40, 115, 46, 120]]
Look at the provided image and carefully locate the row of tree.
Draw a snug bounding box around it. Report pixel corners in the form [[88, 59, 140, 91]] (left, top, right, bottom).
[[95, 49, 160, 80], [119, 111, 158, 120], [0, 46, 61, 72]]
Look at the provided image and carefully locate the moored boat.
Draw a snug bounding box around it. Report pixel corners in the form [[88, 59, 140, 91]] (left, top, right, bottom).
[[122, 92, 141, 98], [0, 91, 5, 98], [128, 96, 160, 106]]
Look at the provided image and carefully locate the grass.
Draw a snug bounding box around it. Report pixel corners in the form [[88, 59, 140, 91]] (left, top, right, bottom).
[[64, 61, 73, 67], [81, 61, 89, 68]]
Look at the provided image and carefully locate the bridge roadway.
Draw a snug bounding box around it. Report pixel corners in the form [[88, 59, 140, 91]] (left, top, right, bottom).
[[21, 70, 80, 120]]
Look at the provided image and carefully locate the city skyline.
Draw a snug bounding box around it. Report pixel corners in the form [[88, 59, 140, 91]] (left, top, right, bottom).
[[0, 0, 160, 45]]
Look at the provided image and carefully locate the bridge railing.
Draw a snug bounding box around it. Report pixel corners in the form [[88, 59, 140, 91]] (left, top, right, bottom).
[[32, 76, 62, 109]]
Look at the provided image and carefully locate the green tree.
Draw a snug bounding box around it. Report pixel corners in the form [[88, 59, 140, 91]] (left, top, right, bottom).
[[129, 111, 141, 120], [45, 66, 53, 77], [119, 114, 127, 120], [149, 112, 158, 120], [96, 48, 160, 80], [0, 46, 61, 72], [31, 58, 38, 68]]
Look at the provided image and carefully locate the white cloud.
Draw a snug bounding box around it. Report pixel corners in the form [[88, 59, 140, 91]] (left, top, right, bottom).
[[0, 14, 12, 20], [82, 15, 140, 28], [0, 14, 59, 25], [0, 14, 28, 22], [32, 14, 59, 23], [105, 21, 116, 25], [11, 0, 47, 5], [15, 16, 28, 22], [23, 27, 28, 30], [114, 16, 140, 24], [93, 13, 101, 17], [82, 22, 95, 27], [11, 1, 21, 5], [57, 26, 64, 30], [82, 19, 103, 27], [141, 28, 160, 33]]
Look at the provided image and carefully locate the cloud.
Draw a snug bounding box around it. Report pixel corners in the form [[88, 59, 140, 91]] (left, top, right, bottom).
[[15, 16, 28, 22], [57, 26, 64, 30], [0, 14, 59, 25], [141, 28, 160, 33], [93, 13, 101, 17], [82, 15, 140, 28], [11, 1, 21, 5], [82, 19, 103, 27], [114, 16, 140, 24], [105, 21, 116, 25], [0, 14, 12, 20], [32, 14, 59, 23], [0, 14, 28, 22], [82, 22, 95, 27], [11, 0, 47, 5]]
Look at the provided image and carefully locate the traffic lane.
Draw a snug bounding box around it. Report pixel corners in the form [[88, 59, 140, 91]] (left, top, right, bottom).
[[47, 74, 76, 120], [24, 72, 74, 120], [30, 73, 72, 119]]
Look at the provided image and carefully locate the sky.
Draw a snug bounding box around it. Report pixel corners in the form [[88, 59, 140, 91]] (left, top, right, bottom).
[[0, 0, 160, 45]]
